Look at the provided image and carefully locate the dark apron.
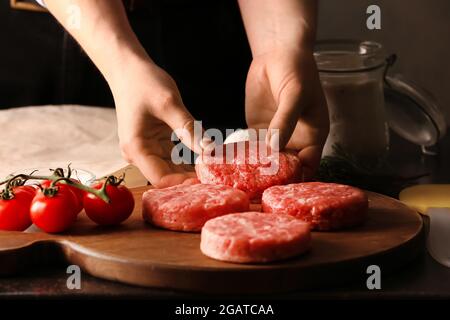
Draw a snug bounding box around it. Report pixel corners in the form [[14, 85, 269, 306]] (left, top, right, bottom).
[[0, 0, 251, 131]]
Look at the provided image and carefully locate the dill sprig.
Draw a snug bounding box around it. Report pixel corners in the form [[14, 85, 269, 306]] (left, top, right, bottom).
[[315, 144, 428, 197]]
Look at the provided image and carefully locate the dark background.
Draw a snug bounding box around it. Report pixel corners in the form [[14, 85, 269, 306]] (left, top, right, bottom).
[[0, 0, 251, 131], [1, 0, 449, 127]]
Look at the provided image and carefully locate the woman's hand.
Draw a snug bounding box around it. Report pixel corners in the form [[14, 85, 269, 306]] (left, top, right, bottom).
[[44, 0, 205, 187], [245, 47, 329, 181], [110, 58, 204, 187], [238, 0, 329, 180]]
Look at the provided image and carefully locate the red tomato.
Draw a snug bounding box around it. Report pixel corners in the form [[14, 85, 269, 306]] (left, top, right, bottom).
[[14, 185, 38, 197], [41, 180, 83, 214], [30, 187, 79, 233], [0, 188, 34, 231], [84, 183, 135, 226]]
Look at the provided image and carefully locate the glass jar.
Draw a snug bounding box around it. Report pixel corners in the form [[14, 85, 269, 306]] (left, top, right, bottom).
[[315, 40, 390, 164], [315, 39, 447, 163]]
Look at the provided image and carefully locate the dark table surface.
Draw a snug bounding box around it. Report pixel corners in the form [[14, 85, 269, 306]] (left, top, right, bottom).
[[1, 132, 449, 300]]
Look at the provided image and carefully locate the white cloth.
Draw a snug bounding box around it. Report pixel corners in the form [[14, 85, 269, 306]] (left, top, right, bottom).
[[35, 0, 45, 7], [0, 105, 129, 182]]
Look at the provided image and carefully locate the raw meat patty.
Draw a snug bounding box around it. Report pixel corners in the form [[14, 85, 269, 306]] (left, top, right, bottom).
[[262, 182, 368, 231], [200, 212, 311, 263], [195, 141, 301, 201], [142, 184, 250, 232]]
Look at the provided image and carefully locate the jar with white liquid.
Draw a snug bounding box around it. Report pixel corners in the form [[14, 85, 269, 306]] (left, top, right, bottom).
[[315, 40, 447, 164]]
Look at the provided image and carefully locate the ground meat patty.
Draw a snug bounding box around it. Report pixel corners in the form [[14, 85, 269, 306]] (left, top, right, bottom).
[[262, 182, 368, 231], [142, 184, 250, 232], [200, 212, 311, 263], [195, 141, 301, 201]]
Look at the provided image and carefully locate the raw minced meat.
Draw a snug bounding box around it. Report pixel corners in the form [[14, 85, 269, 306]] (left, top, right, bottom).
[[195, 141, 301, 201], [142, 184, 250, 232], [262, 182, 368, 231], [200, 211, 311, 263]]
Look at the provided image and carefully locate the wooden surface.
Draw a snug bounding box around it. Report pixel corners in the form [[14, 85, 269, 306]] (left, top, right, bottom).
[[0, 186, 424, 294]]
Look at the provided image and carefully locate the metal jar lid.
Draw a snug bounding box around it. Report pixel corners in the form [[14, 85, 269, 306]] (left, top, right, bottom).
[[384, 71, 447, 147]]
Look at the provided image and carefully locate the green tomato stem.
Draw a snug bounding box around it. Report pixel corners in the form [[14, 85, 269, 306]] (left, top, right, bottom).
[[1, 173, 111, 203], [50, 177, 111, 203]]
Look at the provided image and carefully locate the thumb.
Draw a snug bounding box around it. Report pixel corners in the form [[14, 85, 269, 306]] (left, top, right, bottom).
[[159, 101, 208, 155], [266, 86, 303, 151]]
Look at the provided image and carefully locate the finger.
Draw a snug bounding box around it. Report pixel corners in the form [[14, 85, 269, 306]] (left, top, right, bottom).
[[297, 145, 323, 182], [266, 86, 303, 151], [182, 177, 201, 186], [159, 102, 210, 155], [156, 172, 197, 189], [131, 152, 173, 186], [167, 163, 195, 175]]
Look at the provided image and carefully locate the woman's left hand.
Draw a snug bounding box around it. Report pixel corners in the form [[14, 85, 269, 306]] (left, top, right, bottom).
[[245, 47, 329, 181]]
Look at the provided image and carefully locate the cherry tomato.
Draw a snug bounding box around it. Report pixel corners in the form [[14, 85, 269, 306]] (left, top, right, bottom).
[[0, 188, 34, 231], [41, 180, 83, 214], [14, 185, 38, 197], [30, 187, 79, 233], [84, 183, 135, 226]]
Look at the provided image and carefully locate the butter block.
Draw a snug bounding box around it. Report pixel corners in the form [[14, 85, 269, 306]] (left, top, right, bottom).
[[399, 184, 450, 214]]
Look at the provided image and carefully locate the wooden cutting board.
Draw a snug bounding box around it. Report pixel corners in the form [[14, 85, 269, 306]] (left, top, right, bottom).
[[0, 187, 424, 294]]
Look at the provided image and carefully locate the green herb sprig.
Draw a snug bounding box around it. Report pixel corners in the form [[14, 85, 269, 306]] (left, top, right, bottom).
[[315, 144, 428, 197]]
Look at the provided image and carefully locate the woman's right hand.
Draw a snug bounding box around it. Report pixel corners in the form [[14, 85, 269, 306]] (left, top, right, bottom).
[[43, 0, 206, 188], [110, 57, 205, 187]]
